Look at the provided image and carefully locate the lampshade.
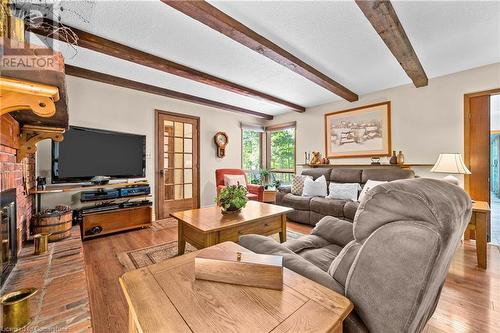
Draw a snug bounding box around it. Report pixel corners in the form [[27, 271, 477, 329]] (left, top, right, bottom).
[[431, 153, 471, 174]]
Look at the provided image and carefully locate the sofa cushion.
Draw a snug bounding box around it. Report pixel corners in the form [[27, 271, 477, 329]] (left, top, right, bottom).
[[283, 234, 330, 253], [310, 197, 346, 217], [330, 169, 363, 183], [302, 175, 328, 197], [291, 175, 311, 195], [328, 240, 361, 286], [343, 201, 359, 221], [358, 180, 387, 202], [224, 174, 247, 187], [311, 216, 354, 247], [361, 168, 415, 183], [281, 193, 312, 210], [327, 183, 361, 201], [297, 244, 344, 272], [310, 212, 325, 226], [287, 210, 311, 225]]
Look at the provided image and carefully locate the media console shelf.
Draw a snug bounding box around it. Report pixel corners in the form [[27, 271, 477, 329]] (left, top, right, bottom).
[[29, 181, 150, 194], [31, 181, 153, 239], [81, 205, 152, 240]]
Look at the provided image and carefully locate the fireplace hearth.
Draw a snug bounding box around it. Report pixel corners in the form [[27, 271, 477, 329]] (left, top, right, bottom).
[[1, 188, 17, 288]]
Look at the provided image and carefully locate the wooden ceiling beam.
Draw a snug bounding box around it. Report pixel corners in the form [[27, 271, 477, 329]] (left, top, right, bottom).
[[28, 19, 304, 113], [162, 1, 359, 102], [64, 65, 273, 120], [355, 0, 428, 87]]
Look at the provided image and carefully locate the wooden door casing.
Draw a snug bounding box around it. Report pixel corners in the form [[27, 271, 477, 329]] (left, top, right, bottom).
[[465, 95, 491, 202], [156, 110, 200, 219]]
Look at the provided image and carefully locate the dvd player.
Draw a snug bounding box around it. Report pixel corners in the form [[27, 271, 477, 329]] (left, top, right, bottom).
[[119, 186, 150, 197], [81, 189, 119, 202], [80, 185, 150, 202]]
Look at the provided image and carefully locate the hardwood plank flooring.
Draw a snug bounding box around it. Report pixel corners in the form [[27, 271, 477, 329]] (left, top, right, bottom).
[[83, 221, 500, 333]]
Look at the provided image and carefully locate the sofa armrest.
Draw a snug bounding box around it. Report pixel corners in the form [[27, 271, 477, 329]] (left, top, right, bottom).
[[276, 186, 291, 205], [239, 234, 345, 293], [247, 184, 264, 201], [278, 185, 292, 194]]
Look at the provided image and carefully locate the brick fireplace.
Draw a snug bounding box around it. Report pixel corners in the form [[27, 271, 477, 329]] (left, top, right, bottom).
[[0, 115, 35, 254], [0, 115, 93, 331]]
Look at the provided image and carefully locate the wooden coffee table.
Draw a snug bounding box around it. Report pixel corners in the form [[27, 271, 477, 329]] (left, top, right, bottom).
[[171, 201, 292, 255], [120, 241, 353, 333]]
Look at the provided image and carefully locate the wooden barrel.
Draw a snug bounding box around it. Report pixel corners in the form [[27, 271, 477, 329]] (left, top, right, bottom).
[[31, 205, 72, 242]]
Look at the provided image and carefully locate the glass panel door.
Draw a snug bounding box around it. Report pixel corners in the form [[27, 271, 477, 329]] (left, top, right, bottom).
[[157, 113, 198, 219]]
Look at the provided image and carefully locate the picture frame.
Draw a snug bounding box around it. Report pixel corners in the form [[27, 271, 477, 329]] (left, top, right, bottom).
[[324, 101, 391, 158]]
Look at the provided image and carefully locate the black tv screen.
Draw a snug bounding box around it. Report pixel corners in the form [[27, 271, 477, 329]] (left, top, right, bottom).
[[52, 126, 146, 183]]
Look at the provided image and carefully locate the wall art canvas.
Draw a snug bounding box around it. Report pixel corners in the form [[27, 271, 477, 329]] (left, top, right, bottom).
[[324, 101, 391, 158]]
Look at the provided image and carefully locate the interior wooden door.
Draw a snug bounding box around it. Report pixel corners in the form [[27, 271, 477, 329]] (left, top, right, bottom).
[[156, 111, 199, 219], [465, 95, 490, 202]]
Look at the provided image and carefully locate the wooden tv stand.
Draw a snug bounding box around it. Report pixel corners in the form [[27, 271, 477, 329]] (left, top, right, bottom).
[[82, 205, 152, 240]]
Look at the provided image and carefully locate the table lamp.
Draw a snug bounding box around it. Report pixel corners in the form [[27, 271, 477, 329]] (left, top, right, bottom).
[[430, 153, 471, 185]]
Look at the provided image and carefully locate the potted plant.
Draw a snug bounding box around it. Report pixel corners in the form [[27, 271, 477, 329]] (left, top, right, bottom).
[[216, 184, 248, 214], [260, 169, 270, 187]]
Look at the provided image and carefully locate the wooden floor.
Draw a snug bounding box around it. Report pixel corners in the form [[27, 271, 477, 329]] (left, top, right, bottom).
[[83, 221, 500, 333]]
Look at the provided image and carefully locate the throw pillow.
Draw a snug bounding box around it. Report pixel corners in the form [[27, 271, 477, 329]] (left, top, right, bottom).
[[291, 175, 312, 195], [358, 180, 387, 202], [302, 175, 328, 197], [327, 183, 362, 201], [224, 174, 247, 187]]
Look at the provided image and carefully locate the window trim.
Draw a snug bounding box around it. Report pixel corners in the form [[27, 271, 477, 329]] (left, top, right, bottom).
[[265, 122, 296, 174]]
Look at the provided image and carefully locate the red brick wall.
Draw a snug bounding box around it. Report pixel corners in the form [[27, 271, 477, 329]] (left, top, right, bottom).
[[1, 114, 35, 249], [0, 143, 35, 250]]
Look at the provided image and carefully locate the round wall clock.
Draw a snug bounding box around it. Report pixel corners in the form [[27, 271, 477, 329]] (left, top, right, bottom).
[[214, 132, 228, 158]]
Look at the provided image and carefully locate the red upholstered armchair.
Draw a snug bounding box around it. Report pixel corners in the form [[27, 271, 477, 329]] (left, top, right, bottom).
[[215, 169, 264, 202]]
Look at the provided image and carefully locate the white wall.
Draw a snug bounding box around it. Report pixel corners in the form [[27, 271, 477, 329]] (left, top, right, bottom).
[[267, 63, 500, 182], [37, 76, 264, 210]]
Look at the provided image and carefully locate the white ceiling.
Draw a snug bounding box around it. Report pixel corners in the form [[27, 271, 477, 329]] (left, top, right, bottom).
[[35, 0, 500, 117]]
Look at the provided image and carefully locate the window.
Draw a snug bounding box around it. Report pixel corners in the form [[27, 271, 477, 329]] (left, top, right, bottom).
[[266, 122, 296, 185], [242, 129, 262, 171]]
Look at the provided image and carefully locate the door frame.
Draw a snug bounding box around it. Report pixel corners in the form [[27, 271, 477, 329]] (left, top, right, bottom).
[[464, 88, 500, 194], [155, 109, 201, 219]]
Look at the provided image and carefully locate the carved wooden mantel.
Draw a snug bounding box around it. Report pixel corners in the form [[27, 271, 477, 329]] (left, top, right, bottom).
[[0, 37, 68, 162], [0, 77, 65, 162], [0, 77, 60, 118]]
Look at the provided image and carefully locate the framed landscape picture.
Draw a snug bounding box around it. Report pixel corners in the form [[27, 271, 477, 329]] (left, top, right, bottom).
[[324, 101, 391, 158]]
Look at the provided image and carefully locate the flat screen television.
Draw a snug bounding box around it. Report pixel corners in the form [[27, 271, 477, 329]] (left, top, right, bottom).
[[52, 126, 146, 183]]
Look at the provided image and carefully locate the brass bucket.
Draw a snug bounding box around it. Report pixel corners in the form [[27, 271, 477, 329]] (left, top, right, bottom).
[[0, 288, 38, 331], [33, 233, 50, 255]]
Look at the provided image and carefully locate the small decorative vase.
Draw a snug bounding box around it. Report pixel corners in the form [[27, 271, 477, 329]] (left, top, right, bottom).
[[397, 151, 405, 165], [389, 151, 398, 164]]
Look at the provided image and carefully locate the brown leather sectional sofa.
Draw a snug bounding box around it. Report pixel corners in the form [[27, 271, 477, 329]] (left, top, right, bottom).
[[276, 167, 415, 225]]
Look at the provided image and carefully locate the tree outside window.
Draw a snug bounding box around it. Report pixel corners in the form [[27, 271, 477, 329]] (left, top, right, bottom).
[[242, 129, 261, 182], [241, 124, 296, 186], [268, 126, 295, 184]]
